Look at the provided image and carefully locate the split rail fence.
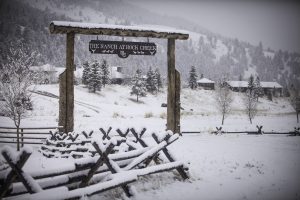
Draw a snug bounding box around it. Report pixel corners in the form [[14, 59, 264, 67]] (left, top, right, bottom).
[[0, 129, 189, 199], [182, 126, 300, 136], [211, 126, 300, 136]]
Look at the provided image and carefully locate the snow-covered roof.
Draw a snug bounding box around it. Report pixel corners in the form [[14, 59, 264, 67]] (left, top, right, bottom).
[[50, 21, 189, 40], [226, 81, 248, 88], [30, 64, 56, 72], [260, 82, 282, 88], [227, 81, 282, 88], [197, 78, 215, 84]]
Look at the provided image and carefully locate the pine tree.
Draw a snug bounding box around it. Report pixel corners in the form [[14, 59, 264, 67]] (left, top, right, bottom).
[[154, 68, 162, 93], [100, 59, 110, 87], [88, 60, 102, 93], [254, 76, 263, 100], [146, 67, 157, 94], [248, 74, 255, 93], [82, 61, 90, 85], [188, 66, 198, 89], [130, 69, 147, 102], [239, 74, 242, 81], [100, 60, 110, 86]]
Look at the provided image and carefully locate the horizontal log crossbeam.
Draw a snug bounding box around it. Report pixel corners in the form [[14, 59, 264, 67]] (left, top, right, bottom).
[[49, 21, 189, 40]]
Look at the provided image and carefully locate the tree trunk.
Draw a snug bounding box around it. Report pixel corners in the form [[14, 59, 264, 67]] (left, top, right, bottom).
[[137, 94, 139, 102], [249, 114, 252, 124], [297, 112, 299, 123]]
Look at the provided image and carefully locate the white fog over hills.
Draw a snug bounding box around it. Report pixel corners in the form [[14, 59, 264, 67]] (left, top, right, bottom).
[[0, 0, 299, 89]]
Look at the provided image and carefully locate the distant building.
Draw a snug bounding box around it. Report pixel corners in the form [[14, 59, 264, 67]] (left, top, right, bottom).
[[197, 78, 215, 90], [260, 82, 283, 97], [29, 64, 57, 84], [226, 81, 283, 97], [110, 66, 130, 84]]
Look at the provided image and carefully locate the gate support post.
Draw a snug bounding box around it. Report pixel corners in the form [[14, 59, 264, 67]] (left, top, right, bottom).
[[167, 38, 180, 134], [175, 69, 181, 134], [59, 32, 75, 133]]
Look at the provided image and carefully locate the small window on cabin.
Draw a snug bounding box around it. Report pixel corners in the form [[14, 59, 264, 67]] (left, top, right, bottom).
[[117, 67, 122, 73]]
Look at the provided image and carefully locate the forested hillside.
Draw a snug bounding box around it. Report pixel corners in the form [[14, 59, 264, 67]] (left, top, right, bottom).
[[0, 0, 299, 89]]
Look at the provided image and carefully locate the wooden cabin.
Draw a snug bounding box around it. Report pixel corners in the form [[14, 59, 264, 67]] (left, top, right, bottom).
[[197, 78, 215, 90]]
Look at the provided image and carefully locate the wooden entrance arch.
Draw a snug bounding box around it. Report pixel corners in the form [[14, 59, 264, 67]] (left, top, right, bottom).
[[49, 21, 189, 134]]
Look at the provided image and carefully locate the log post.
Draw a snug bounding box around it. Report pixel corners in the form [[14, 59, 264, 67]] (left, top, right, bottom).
[[59, 32, 75, 133], [167, 38, 176, 133], [59, 71, 66, 133], [175, 69, 181, 134]]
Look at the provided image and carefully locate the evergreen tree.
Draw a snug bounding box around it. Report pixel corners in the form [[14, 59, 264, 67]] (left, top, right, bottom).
[[130, 69, 146, 102], [254, 76, 263, 100], [100, 59, 110, 87], [146, 67, 157, 93], [198, 36, 204, 52], [248, 74, 255, 93], [188, 66, 198, 89], [239, 74, 242, 81], [273, 50, 284, 70], [88, 60, 102, 93], [82, 61, 90, 85], [154, 68, 162, 93]]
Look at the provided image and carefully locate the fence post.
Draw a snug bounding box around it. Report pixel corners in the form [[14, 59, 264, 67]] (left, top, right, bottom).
[[21, 128, 24, 147]]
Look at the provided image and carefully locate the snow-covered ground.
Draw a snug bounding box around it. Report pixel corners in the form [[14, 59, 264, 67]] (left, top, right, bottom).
[[0, 84, 299, 200], [0, 84, 297, 133]]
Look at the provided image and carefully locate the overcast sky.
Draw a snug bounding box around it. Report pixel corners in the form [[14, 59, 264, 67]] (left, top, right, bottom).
[[130, 0, 300, 53]]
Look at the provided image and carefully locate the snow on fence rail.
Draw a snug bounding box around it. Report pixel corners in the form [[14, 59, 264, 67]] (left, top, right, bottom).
[[40, 127, 164, 159], [182, 127, 300, 135], [0, 130, 189, 199], [0, 126, 63, 148], [211, 126, 300, 136]]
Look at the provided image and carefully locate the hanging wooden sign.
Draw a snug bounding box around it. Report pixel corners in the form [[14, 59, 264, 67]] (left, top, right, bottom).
[[89, 40, 157, 58]]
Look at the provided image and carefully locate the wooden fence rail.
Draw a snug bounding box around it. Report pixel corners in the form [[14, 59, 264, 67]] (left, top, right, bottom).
[[0, 126, 63, 148], [211, 126, 300, 136]]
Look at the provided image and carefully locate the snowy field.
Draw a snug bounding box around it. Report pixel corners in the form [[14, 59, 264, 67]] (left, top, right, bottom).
[[0, 84, 299, 200]]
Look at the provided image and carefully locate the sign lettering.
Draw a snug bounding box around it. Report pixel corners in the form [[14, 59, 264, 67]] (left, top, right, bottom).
[[89, 40, 157, 58]]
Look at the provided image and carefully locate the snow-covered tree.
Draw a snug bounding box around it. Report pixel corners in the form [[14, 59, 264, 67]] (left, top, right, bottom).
[[146, 67, 157, 94], [248, 74, 255, 92], [188, 66, 198, 89], [238, 74, 242, 81], [88, 60, 102, 93], [215, 78, 233, 125], [130, 69, 146, 102], [254, 76, 263, 101], [0, 43, 35, 151], [82, 61, 90, 85], [289, 84, 300, 123], [100, 59, 110, 87], [244, 75, 258, 124], [154, 68, 163, 93]]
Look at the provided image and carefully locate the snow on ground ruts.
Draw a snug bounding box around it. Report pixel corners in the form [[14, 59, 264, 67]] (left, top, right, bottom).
[[0, 84, 299, 200]]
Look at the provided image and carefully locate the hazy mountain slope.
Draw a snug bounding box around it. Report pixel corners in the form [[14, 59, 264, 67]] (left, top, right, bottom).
[[1, 0, 299, 89]]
